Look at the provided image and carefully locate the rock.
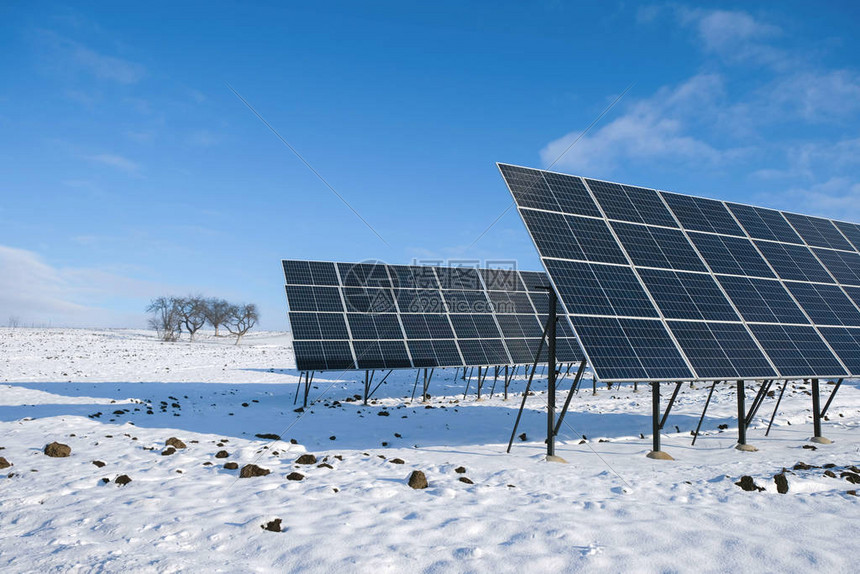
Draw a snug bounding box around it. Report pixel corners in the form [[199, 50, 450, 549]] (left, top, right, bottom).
[[44, 442, 71, 458], [255, 433, 281, 440], [334, 455, 343, 461], [718, 424, 729, 430], [458, 477, 474, 484], [802, 444, 817, 450], [101, 477, 110, 484], [774, 472, 789, 494], [408, 470, 428, 489], [295, 454, 317, 465], [454, 466, 466, 474], [317, 463, 333, 469], [823, 463, 837, 469], [793, 462, 816, 471], [848, 490, 858, 496], [166, 437, 186, 449], [824, 470, 837, 478], [841, 472, 860, 485], [378, 411, 390, 416], [389, 458, 405, 465], [224, 462, 239, 470], [215, 450, 229, 459], [329, 436, 336, 441], [262, 518, 282, 532], [115, 474, 132, 486], [286, 472, 304, 481], [239, 464, 271, 478], [162, 447, 176, 456], [518, 433, 527, 442], [92, 460, 106, 468], [0, 457, 11, 469], [735, 476, 764, 492]]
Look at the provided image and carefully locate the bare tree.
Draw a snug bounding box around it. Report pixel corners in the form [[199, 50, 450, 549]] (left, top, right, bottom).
[[176, 295, 207, 341], [203, 298, 232, 337], [224, 303, 259, 345], [146, 297, 180, 341]]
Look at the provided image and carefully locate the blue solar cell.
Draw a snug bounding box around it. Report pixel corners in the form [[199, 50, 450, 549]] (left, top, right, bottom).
[[480, 268, 526, 292], [395, 289, 446, 313], [458, 339, 509, 366], [783, 212, 854, 251], [545, 260, 659, 318], [285, 285, 344, 312], [497, 314, 544, 338], [388, 265, 439, 289], [661, 192, 745, 236], [817, 327, 860, 375], [556, 337, 584, 362], [354, 340, 411, 369], [499, 164, 558, 211], [725, 204, 803, 244], [833, 221, 860, 252], [668, 321, 775, 379], [748, 324, 846, 378], [294, 340, 354, 371], [812, 248, 860, 286], [346, 314, 404, 340], [569, 316, 647, 380], [342, 287, 396, 313], [542, 171, 602, 217], [585, 179, 678, 227], [844, 286, 860, 308], [407, 339, 463, 367], [613, 222, 706, 272], [716, 276, 808, 324], [688, 232, 775, 278], [638, 269, 740, 322], [337, 262, 393, 287], [783, 283, 860, 327], [754, 241, 834, 283], [290, 312, 350, 340]]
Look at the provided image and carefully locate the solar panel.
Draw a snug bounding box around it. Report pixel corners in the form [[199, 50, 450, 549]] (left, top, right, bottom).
[[501, 163, 860, 381], [284, 260, 583, 371]]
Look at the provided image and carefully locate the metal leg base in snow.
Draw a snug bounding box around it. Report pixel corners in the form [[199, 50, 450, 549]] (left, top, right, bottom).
[[646, 450, 674, 461], [545, 454, 568, 463], [735, 443, 759, 452], [810, 435, 833, 444]]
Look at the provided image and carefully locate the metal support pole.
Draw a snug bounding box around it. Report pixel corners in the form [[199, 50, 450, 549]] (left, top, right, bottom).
[[745, 380, 772, 427], [546, 289, 557, 459], [422, 368, 433, 402], [659, 381, 683, 431], [691, 380, 718, 446], [736, 380, 756, 451], [410, 369, 421, 401], [554, 358, 587, 436], [369, 369, 393, 400], [294, 372, 304, 405], [507, 303, 551, 454], [646, 382, 673, 459], [765, 379, 788, 436], [820, 378, 843, 419], [303, 372, 313, 408], [489, 366, 500, 397], [810, 378, 831, 444]]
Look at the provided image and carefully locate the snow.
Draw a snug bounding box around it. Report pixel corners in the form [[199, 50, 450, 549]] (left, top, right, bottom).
[[1, 327, 859, 572]]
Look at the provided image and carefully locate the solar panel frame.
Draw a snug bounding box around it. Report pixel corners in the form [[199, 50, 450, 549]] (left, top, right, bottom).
[[501, 163, 860, 381], [284, 260, 582, 371]]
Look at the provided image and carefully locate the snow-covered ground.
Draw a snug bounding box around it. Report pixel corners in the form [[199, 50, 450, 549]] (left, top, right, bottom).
[[1, 328, 858, 572]]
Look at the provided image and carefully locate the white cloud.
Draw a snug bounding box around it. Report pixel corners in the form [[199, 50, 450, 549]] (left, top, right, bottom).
[[768, 70, 860, 122], [677, 8, 783, 66], [0, 245, 158, 328], [540, 75, 732, 174], [757, 177, 860, 221], [70, 43, 144, 84], [86, 153, 140, 173]]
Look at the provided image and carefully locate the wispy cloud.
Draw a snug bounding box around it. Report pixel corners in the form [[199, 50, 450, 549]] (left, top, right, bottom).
[[0, 245, 163, 328], [39, 30, 146, 85], [678, 8, 783, 65], [540, 75, 737, 175], [70, 43, 145, 84], [86, 153, 140, 173]]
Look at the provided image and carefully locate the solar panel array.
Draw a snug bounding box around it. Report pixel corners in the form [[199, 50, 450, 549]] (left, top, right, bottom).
[[283, 260, 582, 372], [500, 163, 860, 383]]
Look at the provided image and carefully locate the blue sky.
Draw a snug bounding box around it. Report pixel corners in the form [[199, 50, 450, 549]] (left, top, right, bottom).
[[2, 1, 859, 329]]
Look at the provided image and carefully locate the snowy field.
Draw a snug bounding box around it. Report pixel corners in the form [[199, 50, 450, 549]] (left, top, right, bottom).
[[1, 328, 859, 572]]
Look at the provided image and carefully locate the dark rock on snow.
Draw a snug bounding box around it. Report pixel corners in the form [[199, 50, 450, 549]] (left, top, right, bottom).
[[389, 458, 405, 465], [92, 460, 106, 468], [44, 442, 71, 457], [454, 466, 466, 474], [774, 472, 789, 494], [166, 437, 186, 449], [115, 474, 132, 486], [224, 462, 239, 470], [239, 464, 271, 478], [256, 434, 281, 440], [408, 470, 428, 489], [0, 457, 11, 469], [286, 472, 304, 481], [162, 447, 176, 456], [262, 518, 282, 532], [735, 475, 765, 492], [459, 477, 474, 484], [215, 450, 229, 459], [295, 454, 317, 465]]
